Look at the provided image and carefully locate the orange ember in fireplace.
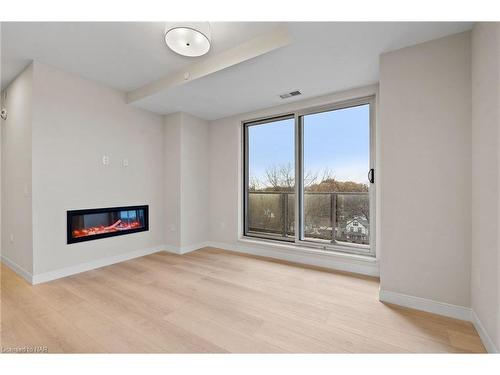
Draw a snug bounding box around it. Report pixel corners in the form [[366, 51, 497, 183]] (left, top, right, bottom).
[[72, 219, 142, 238]]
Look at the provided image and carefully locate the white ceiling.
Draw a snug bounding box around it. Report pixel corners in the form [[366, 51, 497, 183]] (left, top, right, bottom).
[[1, 22, 473, 120], [1, 22, 281, 91]]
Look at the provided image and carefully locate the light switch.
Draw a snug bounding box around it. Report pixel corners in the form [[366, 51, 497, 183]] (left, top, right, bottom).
[[123, 158, 129, 167], [102, 155, 110, 166]]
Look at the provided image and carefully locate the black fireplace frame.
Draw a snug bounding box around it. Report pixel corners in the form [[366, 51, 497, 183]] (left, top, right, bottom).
[[67, 205, 149, 244]]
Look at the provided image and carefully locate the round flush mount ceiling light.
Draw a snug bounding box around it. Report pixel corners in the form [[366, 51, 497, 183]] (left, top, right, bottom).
[[165, 23, 211, 57]]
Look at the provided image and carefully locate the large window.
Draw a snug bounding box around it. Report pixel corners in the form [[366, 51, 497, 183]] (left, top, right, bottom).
[[243, 97, 375, 255]]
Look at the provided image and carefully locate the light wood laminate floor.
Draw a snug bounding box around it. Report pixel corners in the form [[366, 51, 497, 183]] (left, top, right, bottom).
[[0, 247, 485, 353]]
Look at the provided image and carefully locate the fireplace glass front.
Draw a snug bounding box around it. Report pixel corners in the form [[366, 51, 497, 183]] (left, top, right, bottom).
[[67, 205, 148, 244]]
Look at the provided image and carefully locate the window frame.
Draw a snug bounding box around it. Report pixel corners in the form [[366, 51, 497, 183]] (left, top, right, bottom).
[[243, 114, 296, 243], [242, 95, 376, 257]]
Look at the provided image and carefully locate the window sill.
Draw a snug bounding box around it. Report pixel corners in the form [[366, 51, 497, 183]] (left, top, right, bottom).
[[231, 237, 379, 277], [238, 237, 377, 264]]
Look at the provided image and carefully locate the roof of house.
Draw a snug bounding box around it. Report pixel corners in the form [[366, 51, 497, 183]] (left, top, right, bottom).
[[346, 218, 369, 227]]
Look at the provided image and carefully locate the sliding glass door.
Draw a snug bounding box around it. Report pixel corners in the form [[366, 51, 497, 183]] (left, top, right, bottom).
[[299, 100, 373, 253], [243, 96, 375, 255]]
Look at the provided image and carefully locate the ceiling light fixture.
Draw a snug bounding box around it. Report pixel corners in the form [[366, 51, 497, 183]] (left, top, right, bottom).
[[165, 23, 211, 57]]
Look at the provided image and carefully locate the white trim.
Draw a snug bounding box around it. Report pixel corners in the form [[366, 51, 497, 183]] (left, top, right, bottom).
[[31, 245, 166, 284], [5, 242, 210, 285], [180, 241, 211, 254], [1, 254, 33, 284], [471, 310, 499, 353], [164, 244, 182, 254], [379, 289, 499, 352], [379, 289, 471, 321], [207, 240, 379, 277], [165, 241, 211, 255]]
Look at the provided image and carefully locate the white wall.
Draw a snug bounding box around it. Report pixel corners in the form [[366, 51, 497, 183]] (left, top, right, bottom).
[[207, 112, 240, 246], [471, 22, 500, 352], [1, 64, 34, 277], [30, 62, 166, 275], [180, 113, 209, 248], [164, 111, 209, 252], [379, 31, 472, 307], [1, 22, 2, 264], [164, 112, 182, 249]]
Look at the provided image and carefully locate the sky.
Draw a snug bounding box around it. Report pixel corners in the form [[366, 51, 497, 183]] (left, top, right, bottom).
[[248, 104, 370, 186]]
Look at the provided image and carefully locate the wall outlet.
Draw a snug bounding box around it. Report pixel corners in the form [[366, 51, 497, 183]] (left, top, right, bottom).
[[9, 233, 14, 243], [102, 155, 110, 166], [220, 221, 226, 229]]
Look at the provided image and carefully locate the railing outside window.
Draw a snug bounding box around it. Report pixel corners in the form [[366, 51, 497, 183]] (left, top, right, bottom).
[[247, 191, 369, 246]]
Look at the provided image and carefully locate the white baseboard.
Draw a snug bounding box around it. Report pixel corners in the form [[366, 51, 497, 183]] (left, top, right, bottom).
[[1, 254, 33, 284], [180, 241, 211, 254], [164, 241, 210, 255], [379, 289, 471, 321], [379, 290, 499, 352], [207, 240, 379, 277], [31, 245, 166, 284], [471, 310, 498, 353], [164, 244, 181, 254], [7, 242, 209, 285]]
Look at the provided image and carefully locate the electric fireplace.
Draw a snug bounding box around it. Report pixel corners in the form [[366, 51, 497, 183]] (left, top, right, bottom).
[[67, 205, 149, 244]]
